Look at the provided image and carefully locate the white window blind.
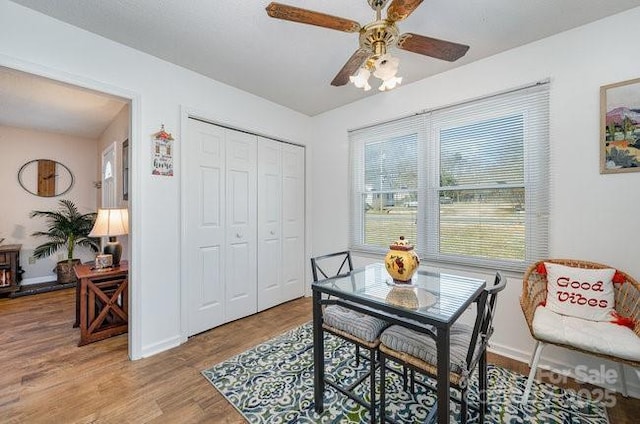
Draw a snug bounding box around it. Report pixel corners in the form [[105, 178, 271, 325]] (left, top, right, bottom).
[[349, 83, 549, 272], [349, 115, 425, 253]]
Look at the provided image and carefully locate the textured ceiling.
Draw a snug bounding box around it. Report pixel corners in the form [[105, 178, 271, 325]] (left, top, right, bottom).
[[7, 0, 640, 117], [0, 66, 127, 138]]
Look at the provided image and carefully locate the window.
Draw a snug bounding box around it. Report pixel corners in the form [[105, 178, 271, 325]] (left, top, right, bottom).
[[104, 160, 113, 179], [349, 83, 549, 271], [350, 116, 423, 252]]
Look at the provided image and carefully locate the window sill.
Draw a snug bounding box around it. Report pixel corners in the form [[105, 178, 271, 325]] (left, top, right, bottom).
[[349, 248, 526, 280]]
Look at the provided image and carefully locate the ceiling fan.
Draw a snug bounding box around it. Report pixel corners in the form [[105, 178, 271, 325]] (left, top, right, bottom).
[[265, 0, 469, 91]]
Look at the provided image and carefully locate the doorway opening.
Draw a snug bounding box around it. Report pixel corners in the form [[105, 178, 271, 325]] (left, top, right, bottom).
[[0, 63, 138, 357]]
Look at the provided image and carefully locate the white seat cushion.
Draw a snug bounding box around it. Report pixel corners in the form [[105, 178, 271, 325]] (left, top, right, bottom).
[[532, 306, 640, 362]]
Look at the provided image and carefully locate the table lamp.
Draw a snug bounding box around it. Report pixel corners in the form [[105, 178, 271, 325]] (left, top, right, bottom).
[[89, 208, 129, 266]]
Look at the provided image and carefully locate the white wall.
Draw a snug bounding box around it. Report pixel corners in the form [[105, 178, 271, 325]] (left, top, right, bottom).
[[0, 0, 311, 358], [310, 7, 640, 395], [0, 124, 98, 283]]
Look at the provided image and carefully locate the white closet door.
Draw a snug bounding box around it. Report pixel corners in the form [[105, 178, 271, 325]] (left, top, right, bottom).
[[257, 138, 283, 311], [225, 129, 258, 321], [281, 143, 305, 302], [185, 118, 226, 336]]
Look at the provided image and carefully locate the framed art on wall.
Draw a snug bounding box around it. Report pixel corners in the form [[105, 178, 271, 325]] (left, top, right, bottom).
[[151, 125, 174, 177], [600, 77, 640, 174], [122, 139, 129, 200]]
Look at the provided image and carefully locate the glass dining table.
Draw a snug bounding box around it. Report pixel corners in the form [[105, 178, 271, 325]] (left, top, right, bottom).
[[311, 262, 486, 424]]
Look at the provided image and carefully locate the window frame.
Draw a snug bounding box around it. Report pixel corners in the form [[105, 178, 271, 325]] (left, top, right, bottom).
[[349, 83, 549, 272]]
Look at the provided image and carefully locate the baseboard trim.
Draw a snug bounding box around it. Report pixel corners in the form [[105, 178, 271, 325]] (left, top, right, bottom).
[[488, 341, 532, 364], [489, 341, 640, 398], [21, 276, 56, 286], [139, 335, 182, 359]]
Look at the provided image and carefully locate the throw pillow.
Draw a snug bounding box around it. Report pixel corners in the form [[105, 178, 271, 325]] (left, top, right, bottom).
[[544, 262, 615, 321]]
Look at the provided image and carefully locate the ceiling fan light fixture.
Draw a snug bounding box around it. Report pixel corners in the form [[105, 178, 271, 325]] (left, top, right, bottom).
[[378, 75, 402, 91], [351, 52, 402, 92], [349, 67, 372, 91], [371, 53, 402, 91], [372, 53, 399, 80]]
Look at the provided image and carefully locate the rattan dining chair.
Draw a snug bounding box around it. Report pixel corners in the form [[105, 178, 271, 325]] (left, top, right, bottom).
[[520, 259, 640, 403], [311, 251, 388, 423], [378, 272, 505, 424]]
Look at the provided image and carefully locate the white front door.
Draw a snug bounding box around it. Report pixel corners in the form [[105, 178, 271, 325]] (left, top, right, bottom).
[[185, 119, 226, 336], [101, 142, 117, 207]]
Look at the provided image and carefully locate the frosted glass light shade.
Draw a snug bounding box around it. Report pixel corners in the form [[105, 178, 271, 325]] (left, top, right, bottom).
[[349, 67, 372, 91], [373, 54, 400, 80], [379, 76, 403, 91]]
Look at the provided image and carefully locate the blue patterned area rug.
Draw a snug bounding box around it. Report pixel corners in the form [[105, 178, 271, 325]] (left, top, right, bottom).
[[202, 323, 609, 423]]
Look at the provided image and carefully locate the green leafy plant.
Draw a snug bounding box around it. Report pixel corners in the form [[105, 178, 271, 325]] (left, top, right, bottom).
[[30, 199, 100, 261]]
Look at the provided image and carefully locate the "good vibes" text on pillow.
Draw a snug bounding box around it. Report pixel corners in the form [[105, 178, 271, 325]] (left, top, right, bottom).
[[545, 263, 615, 322], [554, 276, 609, 308]]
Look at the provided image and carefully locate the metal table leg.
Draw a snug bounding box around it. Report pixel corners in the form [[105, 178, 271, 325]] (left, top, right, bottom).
[[436, 327, 451, 424], [313, 289, 325, 414], [479, 348, 488, 423]]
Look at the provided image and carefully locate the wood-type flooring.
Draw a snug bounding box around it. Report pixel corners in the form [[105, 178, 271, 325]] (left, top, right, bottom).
[[0, 289, 637, 423]]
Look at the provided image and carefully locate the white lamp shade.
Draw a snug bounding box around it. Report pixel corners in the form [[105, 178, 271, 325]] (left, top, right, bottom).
[[89, 208, 129, 237]]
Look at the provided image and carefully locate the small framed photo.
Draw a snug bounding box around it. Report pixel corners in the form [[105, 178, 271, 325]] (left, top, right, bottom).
[[122, 139, 129, 201], [95, 254, 113, 269], [600, 77, 640, 173]]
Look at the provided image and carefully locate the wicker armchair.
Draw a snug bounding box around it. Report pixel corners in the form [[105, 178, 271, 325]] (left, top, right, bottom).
[[520, 259, 640, 403]]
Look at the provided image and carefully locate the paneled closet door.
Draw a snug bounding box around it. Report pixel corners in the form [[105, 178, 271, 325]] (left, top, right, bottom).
[[257, 138, 283, 311], [225, 129, 258, 322], [281, 143, 305, 302], [185, 118, 226, 336]]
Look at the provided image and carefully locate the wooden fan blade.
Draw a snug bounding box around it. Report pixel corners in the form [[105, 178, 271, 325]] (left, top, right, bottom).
[[266, 2, 361, 33], [387, 0, 424, 22], [397, 33, 469, 61], [331, 49, 370, 86]]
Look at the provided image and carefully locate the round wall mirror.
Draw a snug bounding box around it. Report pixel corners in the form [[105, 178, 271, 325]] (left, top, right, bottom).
[[18, 159, 74, 197]]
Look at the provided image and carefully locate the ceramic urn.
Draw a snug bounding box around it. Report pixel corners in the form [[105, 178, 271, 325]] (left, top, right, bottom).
[[384, 236, 420, 283]]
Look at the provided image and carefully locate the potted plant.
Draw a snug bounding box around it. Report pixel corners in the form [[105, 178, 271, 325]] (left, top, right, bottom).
[[30, 199, 100, 284]]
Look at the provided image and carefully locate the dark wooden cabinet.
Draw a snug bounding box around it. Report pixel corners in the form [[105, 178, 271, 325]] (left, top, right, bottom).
[[0, 244, 23, 295]]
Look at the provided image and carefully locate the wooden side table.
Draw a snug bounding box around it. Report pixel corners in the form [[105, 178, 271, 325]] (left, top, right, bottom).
[[74, 261, 128, 346]]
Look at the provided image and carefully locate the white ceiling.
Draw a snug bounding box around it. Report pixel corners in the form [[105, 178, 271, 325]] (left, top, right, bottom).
[[0, 66, 127, 138], [7, 0, 640, 118]]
